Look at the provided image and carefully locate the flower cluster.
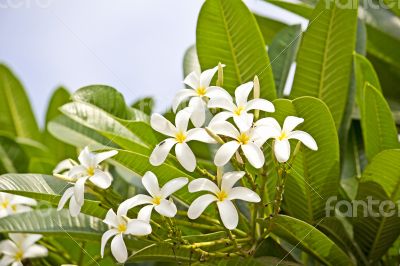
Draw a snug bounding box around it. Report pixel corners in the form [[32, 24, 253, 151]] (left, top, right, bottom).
[[52, 64, 319, 264]]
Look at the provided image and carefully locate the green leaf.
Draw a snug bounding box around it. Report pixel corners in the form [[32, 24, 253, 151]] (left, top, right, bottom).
[[359, 84, 399, 161], [196, 0, 276, 100], [201, 257, 302, 266], [267, 215, 353, 266], [0, 64, 40, 140], [131, 97, 154, 116], [0, 135, 29, 173], [254, 14, 287, 45], [43, 87, 76, 161], [0, 173, 107, 218], [271, 97, 340, 223], [183, 45, 201, 78], [263, 0, 313, 18], [353, 149, 400, 262], [268, 24, 302, 98], [354, 53, 381, 106], [290, 0, 359, 128], [0, 209, 107, 241]]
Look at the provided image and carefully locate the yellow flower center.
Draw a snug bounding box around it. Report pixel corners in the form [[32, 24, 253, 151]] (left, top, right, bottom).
[[237, 133, 250, 145], [196, 87, 207, 96], [11, 205, 17, 212], [117, 223, 127, 233], [216, 190, 228, 202], [234, 106, 245, 116], [278, 131, 287, 141], [1, 199, 9, 209], [175, 131, 187, 143], [14, 250, 23, 261], [152, 196, 162, 205], [87, 167, 95, 176]]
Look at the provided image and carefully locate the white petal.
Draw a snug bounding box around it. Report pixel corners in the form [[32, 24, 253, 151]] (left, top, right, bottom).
[[274, 139, 291, 163], [199, 65, 219, 87], [111, 234, 128, 263], [150, 138, 177, 166], [255, 117, 282, 133], [241, 143, 265, 169], [172, 89, 197, 112], [23, 245, 48, 259], [89, 170, 112, 189], [12, 205, 32, 215], [69, 196, 82, 217], [217, 200, 238, 230], [78, 147, 94, 168], [67, 165, 87, 179], [57, 187, 74, 211], [150, 113, 177, 137], [186, 128, 217, 143], [288, 130, 318, 151], [103, 209, 119, 228], [11, 261, 23, 266], [208, 111, 234, 126], [117, 194, 153, 216], [161, 177, 189, 198], [53, 159, 75, 174], [0, 240, 18, 255], [214, 141, 240, 166], [155, 199, 177, 218], [20, 234, 42, 250], [221, 171, 245, 192], [0, 255, 14, 266], [101, 229, 118, 258], [233, 113, 253, 132], [251, 125, 280, 147], [188, 178, 219, 194], [142, 171, 160, 197], [235, 81, 253, 106], [8, 234, 25, 246], [187, 194, 217, 219], [137, 205, 154, 223], [228, 187, 261, 202], [126, 219, 152, 236], [208, 121, 239, 139], [94, 150, 118, 165], [10, 195, 36, 206], [175, 107, 192, 132], [245, 98, 275, 113], [183, 71, 200, 90], [282, 116, 304, 133], [74, 177, 88, 205], [188, 97, 206, 128], [205, 86, 232, 101], [175, 143, 196, 172], [208, 97, 236, 112]]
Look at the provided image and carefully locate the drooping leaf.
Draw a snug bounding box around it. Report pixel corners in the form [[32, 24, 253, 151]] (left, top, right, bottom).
[[0, 64, 40, 140], [354, 53, 381, 106], [268, 24, 302, 98], [267, 215, 353, 266], [196, 0, 276, 100], [290, 0, 359, 128], [0, 209, 107, 241], [131, 97, 154, 116], [0, 136, 29, 173], [359, 84, 399, 161], [254, 14, 288, 45], [182, 45, 201, 78], [353, 149, 400, 262], [263, 0, 313, 18], [0, 173, 107, 218]]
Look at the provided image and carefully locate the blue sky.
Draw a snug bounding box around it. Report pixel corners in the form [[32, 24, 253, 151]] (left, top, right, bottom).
[[0, 0, 305, 126]]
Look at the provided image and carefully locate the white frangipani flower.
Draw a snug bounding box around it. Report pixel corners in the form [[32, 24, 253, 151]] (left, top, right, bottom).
[[210, 121, 270, 168], [188, 171, 260, 230], [208, 81, 275, 132], [0, 193, 36, 218], [56, 147, 118, 217], [150, 108, 217, 172], [118, 171, 188, 222], [101, 208, 152, 263], [255, 116, 318, 163], [172, 65, 231, 127], [0, 234, 48, 266]]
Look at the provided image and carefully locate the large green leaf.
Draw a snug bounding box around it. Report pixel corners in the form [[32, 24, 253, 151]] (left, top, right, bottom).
[[270, 97, 340, 223], [0, 64, 40, 140], [290, 0, 358, 128], [196, 0, 276, 100], [254, 14, 287, 45], [353, 149, 400, 262], [354, 53, 381, 106], [0, 209, 107, 241], [268, 24, 302, 98], [267, 215, 353, 266], [43, 87, 76, 161], [0, 174, 107, 218], [359, 84, 399, 161]]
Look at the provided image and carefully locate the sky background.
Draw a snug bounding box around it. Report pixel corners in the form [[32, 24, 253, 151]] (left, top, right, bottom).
[[0, 0, 305, 126]]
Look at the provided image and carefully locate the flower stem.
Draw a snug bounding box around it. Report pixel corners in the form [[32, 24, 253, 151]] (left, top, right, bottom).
[[196, 166, 216, 181]]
